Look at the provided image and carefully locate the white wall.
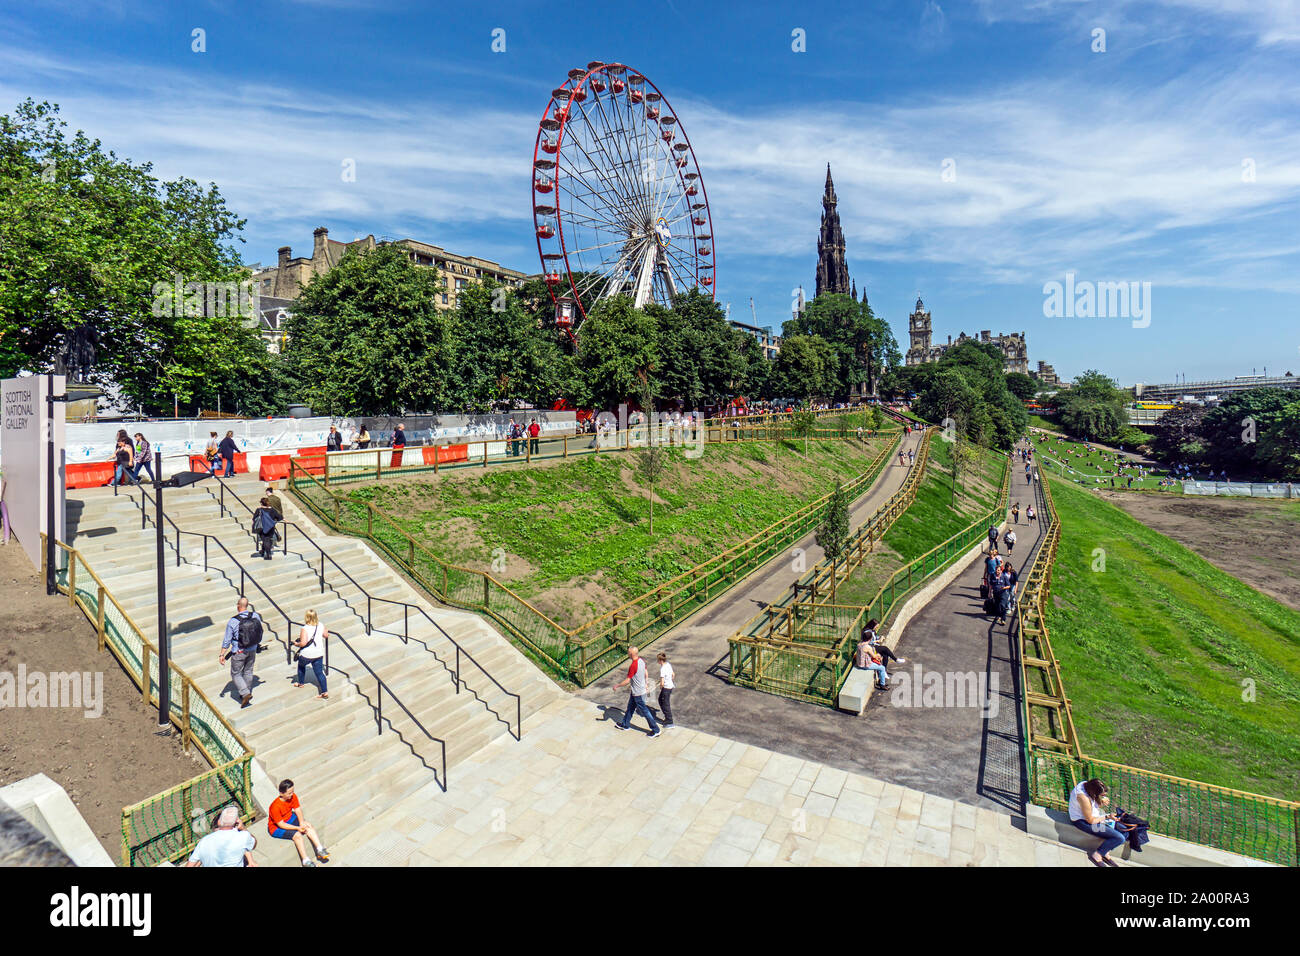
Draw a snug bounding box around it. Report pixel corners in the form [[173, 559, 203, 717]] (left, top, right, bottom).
[[2, 375, 66, 569]]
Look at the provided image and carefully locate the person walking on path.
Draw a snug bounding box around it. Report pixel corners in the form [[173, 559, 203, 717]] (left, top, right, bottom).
[[221, 597, 262, 708], [612, 646, 661, 737], [201, 431, 222, 474], [390, 422, 407, 468], [528, 418, 541, 455], [656, 652, 675, 729], [218, 430, 240, 477], [264, 484, 284, 520], [1003, 528, 1017, 554], [112, 430, 135, 487], [251, 497, 279, 560], [1026, 504, 1036, 522], [908, 448, 915, 465], [268, 779, 330, 867], [987, 524, 999, 553], [131, 432, 156, 483], [292, 609, 329, 700], [1012, 502, 1020, 524], [994, 565, 1014, 625], [326, 425, 343, 452], [509, 420, 523, 457], [184, 806, 257, 867]]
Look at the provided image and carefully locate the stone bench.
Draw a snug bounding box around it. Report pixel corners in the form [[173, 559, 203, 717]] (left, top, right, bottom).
[[1024, 805, 1275, 867]]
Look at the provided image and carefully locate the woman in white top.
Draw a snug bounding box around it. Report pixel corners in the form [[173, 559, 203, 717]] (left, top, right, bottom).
[[656, 652, 675, 728], [293, 609, 329, 699], [1068, 778, 1124, 866]]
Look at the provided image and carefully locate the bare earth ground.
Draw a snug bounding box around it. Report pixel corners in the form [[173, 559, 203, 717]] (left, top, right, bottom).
[[1100, 491, 1300, 611], [0, 539, 206, 862]]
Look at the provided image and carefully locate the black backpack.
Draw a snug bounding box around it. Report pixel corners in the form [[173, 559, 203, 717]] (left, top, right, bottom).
[[235, 612, 263, 649]]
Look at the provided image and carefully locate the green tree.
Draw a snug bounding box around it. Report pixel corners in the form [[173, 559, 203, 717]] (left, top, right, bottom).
[[789, 408, 818, 457], [633, 372, 669, 534], [771, 334, 835, 402], [815, 480, 851, 603], [282, 243, 454, 415], [783, 293, 899, 399], [0, 99, 269, 413], [1056, 369, 1129, 443], [452, 280, 569, 412], [573, 295, 659, 411], [1004, 371, 1037, 402], [1200, 388, 1299, 477]]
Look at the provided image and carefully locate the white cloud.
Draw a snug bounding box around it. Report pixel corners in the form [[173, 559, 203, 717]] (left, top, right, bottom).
[[2, 32, 1297, 295]]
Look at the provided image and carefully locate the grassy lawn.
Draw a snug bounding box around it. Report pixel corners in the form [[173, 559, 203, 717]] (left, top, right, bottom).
[[1033, 431, 1179, 492], [344, 434, 894, 627], [834, 438, 1006, 606], [1045, 474, 1300, 800]]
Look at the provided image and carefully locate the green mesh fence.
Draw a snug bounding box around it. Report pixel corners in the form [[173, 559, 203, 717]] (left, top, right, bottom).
[[50, 541, 256, 866], [290, 429, 900, 685], [731, 448, 1011, 707], [1030, 750, 1299, 866]]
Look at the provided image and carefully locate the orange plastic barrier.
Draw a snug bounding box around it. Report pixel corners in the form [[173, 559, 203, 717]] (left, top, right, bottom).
[[296, 446, 327, 476], [66, 461, 116, 489], [259, 454, 291, 482], [422, 444, 468, 465]]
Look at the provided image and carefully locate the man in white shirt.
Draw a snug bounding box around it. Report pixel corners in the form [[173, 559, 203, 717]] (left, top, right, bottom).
[[185, 806, 257, 867], [656, 651, 675, 729], [611, 646, 661, 737]]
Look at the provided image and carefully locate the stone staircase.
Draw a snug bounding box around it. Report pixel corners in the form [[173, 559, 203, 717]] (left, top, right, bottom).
[[65, 475, 560, 866]]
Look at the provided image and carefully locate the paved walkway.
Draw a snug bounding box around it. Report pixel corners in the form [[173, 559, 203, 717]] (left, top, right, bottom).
[[575, 439, 1049, 816], [326, 694, 1093, 867]]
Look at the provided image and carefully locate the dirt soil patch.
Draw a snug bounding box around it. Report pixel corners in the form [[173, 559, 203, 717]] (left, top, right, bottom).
[[0, 540, 207, 863], [1100, 491, 1300, 611]]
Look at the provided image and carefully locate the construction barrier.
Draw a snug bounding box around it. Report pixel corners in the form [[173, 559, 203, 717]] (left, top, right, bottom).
[[258, 454, 292, 482], [65, 461, 116, 489]]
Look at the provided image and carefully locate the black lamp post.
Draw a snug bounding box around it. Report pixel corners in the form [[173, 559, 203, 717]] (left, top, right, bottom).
[[44, 373, 68, 595], [155, 450, 169, 729], [152, 457, 214, 730]]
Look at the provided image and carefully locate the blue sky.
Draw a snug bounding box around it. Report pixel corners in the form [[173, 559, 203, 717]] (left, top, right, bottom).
[[3, 0, 1298, 386]]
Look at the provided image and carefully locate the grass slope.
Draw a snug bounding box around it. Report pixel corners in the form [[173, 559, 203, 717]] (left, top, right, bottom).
[[346, 435, 893, 627], [1046, 474, 1300, 799], [835, 439, 1005, 606]]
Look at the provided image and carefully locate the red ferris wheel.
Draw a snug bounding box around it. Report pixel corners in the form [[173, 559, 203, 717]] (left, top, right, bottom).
[[532, 61, 715, 342]]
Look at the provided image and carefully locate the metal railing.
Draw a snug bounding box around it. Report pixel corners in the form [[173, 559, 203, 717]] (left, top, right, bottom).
[[730, 440, 1012, 706], [1015, 455, 1300, 865], [43, 535, 256, 867], [289, 427, 902, 685], [110, 485, 454, 785], [312, 408, 882, 488], [194, 472, 523, 740]]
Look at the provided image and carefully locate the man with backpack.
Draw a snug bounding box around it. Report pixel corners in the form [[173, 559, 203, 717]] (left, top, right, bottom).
[[251, 497, 279, 560], [220, 597, 263, 708], [987, 524, 999, 553]]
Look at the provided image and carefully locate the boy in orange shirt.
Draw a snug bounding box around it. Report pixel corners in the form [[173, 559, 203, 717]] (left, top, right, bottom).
[[268, 779, 330, 866]]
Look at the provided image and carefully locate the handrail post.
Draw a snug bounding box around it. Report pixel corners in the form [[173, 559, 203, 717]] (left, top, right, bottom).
[[366, 594, 372, 635], [455, 646, 461, 693], [181, 680, 191, 753], [67, 557, 77, 607], [96, 585, 106, 652], [403, 604, 408, 642]]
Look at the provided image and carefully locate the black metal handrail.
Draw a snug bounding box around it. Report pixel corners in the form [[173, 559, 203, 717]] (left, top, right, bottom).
[[197, 470, 523, 740], [115, 483, 449, 787], [331, 630, 448, 791]]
